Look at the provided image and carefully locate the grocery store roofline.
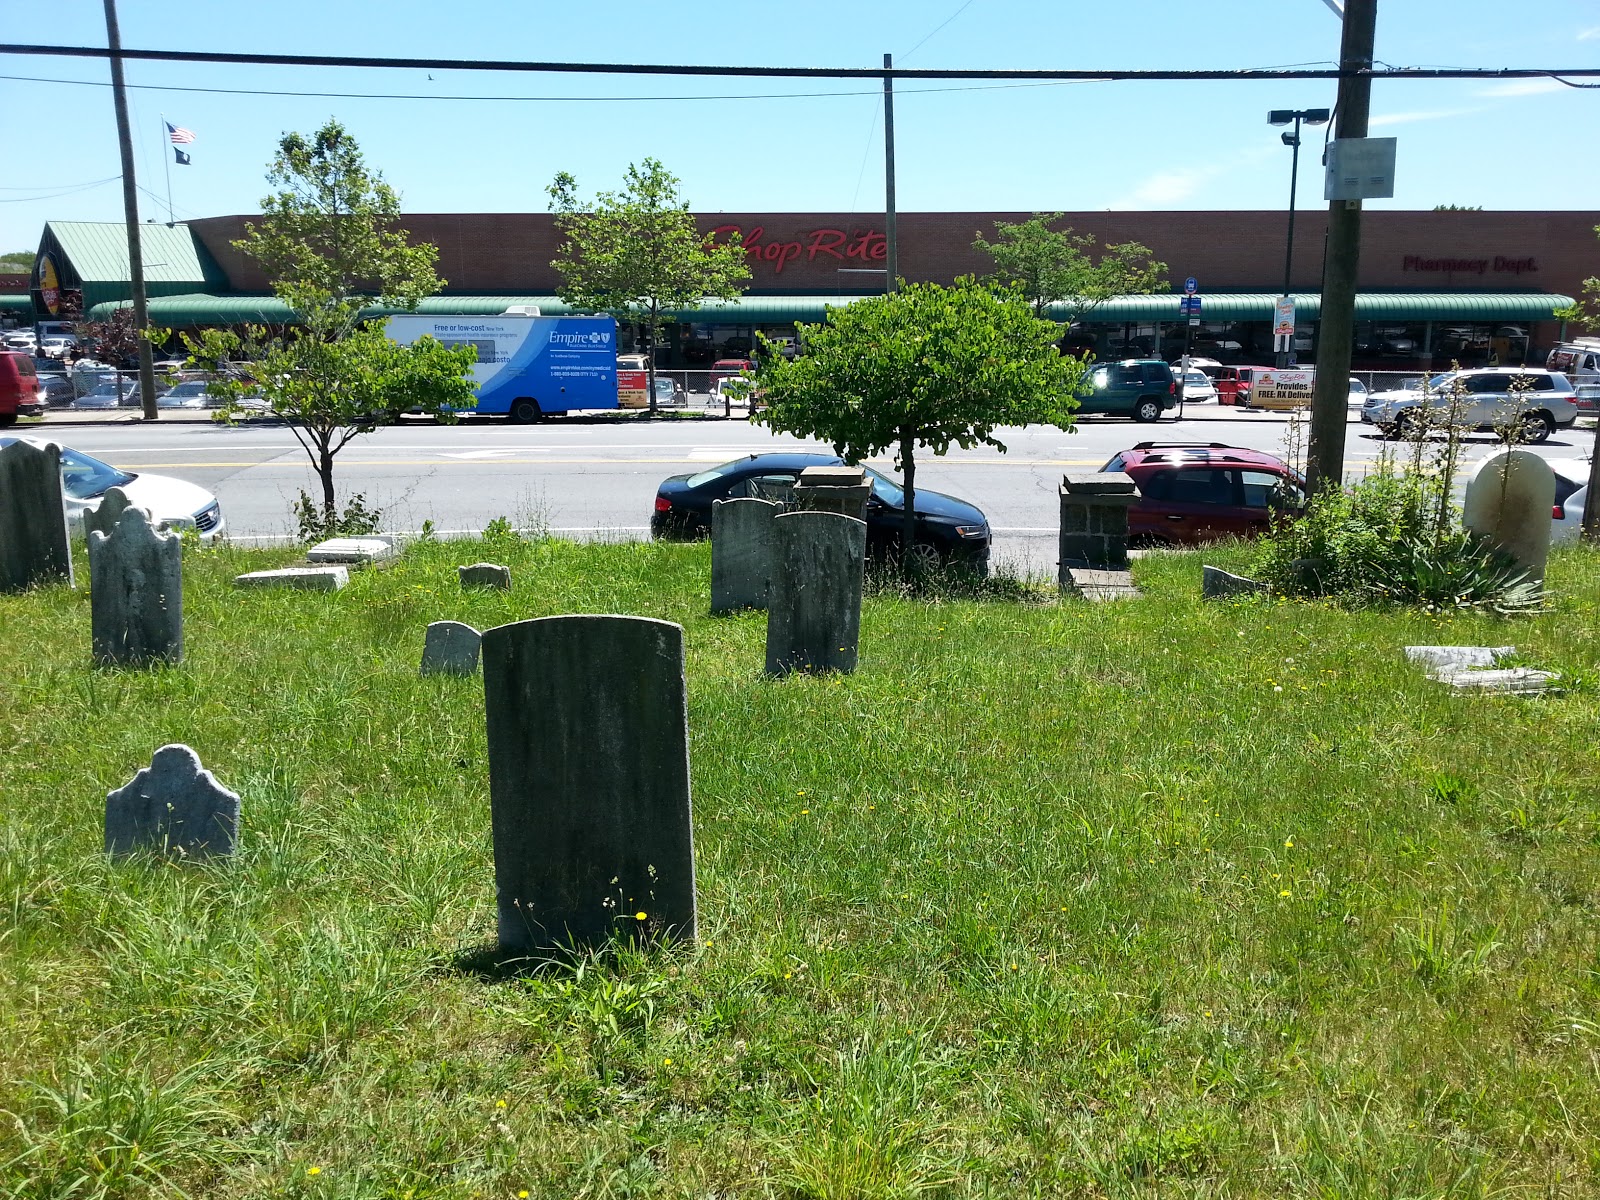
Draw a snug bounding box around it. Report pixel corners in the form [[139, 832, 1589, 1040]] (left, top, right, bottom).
[[87, 290, 1578, 327]]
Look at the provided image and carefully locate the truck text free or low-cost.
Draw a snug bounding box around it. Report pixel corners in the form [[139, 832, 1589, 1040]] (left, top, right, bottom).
[[384, 313, 619, 422]]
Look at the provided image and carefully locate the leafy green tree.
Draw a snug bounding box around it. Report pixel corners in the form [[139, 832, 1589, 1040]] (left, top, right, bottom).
[[547, 158, 749, 412], [754, 278, 1086, 566], [0, 250, 32, 270], [973, 213, 1167, 323], [186, 119, 474, 535]]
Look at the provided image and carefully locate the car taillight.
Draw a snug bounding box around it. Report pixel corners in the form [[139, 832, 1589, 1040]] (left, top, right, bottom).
[[654, 495, 672, 512], [1553, 504, 1565, 519], [1169, 381, 1176, 394], [1564, 394, 1578, 404]]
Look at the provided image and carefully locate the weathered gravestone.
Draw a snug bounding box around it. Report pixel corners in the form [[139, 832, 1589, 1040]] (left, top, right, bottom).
[[793, 464, 872, 519], [83, 486, 151, 541], [482, 615, 696, 952], [106, 744, 240, 858], [460, 562, 512, 589], [88, 506, 183, 665], [234, 566, 348, 591], [765, 510, 867, 676], [307, 535, 397, 565], [710, 497, 780, 614], [1202, 565, 1269, 600], [0, 437, 73, 591], [1463, 450, 1555, 583], [421, 620, 482, 676]]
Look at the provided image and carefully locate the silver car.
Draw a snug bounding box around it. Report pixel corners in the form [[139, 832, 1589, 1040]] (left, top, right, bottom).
[[1362, 368, 1578, 443]]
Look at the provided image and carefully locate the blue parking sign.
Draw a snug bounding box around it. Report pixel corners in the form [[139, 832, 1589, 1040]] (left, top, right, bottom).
[[1184, 276, 1198, 295]]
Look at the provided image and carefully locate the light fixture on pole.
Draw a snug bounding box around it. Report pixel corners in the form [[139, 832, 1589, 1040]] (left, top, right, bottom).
[[1267, 107, 1330, 368]]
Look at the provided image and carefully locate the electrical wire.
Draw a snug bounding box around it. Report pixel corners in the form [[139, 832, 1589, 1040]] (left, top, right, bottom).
[[901, 0, 979, 62], [0, 174, 121, 191], [0, 178, 121, 203]]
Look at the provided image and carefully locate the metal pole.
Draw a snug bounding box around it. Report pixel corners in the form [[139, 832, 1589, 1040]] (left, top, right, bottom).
[[103, 0, 158, 421], [1305, 0, 1377, 493], [882, 52, 897, 295], [1276, 116, 1303, 370]]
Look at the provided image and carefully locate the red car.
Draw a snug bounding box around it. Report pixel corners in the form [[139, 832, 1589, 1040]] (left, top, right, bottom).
[[709, 358, 754, 388], [1214, 365, 1272, 406], [1103, 442, 1306, 546], [0, 351, 45, 426]]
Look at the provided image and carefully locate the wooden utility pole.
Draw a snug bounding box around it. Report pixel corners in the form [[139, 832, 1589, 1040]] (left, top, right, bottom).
[[1305, 0, 1378, 492], [883, 52, 898, 294], [103, 0, 159, 422]]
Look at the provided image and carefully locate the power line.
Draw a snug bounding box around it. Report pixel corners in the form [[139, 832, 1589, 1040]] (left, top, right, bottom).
[[0, 70, 1108, 104], [0, 177, 122, 203], [0, 174, 121, 191], [4, 42, 1599, 82], [901, 0, 979, 62]]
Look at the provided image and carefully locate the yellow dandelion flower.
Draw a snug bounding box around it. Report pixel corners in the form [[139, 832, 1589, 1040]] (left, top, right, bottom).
[[1279, 889, 1292, 897], [663, 1057, 673, 1066], [306, 1166, 322, 1177], [635, 911, 648, 920], [1284, 837, 1295, 848], [496, 1100, 506, 1109], [1204, 1009, 1213, 1017], [519, 1192, 530, 1199]]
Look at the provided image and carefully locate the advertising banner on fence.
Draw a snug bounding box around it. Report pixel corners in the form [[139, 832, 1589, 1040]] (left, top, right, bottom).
[[1273, 296, 1296, 338], [1249, 368, 1316, 411]]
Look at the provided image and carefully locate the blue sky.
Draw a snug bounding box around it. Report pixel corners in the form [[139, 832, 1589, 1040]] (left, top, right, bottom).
[[3, 0, 1597, 252]]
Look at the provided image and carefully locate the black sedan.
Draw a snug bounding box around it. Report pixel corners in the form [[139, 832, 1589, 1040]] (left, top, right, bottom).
[[651, 452, 991, 570]]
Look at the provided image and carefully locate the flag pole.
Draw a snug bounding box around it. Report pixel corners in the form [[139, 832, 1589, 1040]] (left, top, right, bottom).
[[160, 112, 174, 225]]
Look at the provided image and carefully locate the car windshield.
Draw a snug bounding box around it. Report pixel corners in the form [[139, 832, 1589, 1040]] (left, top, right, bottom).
[[862, 466, 905, 506], [1426, 373, 1458, 390], [685, 459, 750, 488], [1348, 378, 1367, 393], [59, 446, 135, 498], [1184, 373, 1209, 384]]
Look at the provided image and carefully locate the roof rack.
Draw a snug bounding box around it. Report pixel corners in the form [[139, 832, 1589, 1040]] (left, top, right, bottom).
[[1130, 441, 1233, 450]]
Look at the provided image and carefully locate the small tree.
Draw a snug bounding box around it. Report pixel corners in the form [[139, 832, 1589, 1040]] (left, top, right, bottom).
[[547, 159, 750, 412], [186, 119, 474, 535], [75, 306, 150, 368], [754, 278, 1087, 567], [973, 213, 1167, 323]]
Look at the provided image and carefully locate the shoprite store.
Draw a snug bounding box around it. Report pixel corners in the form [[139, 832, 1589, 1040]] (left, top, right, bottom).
[[14, 208, 1596, 370]]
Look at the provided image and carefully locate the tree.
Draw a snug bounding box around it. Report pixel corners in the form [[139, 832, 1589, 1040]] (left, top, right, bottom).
[[186, 119, 475, 536], [973, 213, 1167, 323], [547, 159, 750, 413], [0, 250, 32, 270], [75, 305, 149, 368], [754, 278, 1088, 568]]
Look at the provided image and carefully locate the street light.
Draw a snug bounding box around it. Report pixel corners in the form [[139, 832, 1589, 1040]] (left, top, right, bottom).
[[1267, 106, 1331, 367]]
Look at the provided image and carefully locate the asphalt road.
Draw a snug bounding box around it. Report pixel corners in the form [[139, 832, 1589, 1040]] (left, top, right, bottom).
[[51, 407, 1596, 575]]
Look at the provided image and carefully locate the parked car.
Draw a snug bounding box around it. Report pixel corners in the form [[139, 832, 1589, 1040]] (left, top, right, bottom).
[[38, 335, 76, 359], [709, 358, 755, 389], [1170, 357, 1223, 379], [156, 379, 218, 409], [0, 435, 225, 539], [652, 377, 687, 407], [36, 371, 76, 407], [0, 350, 46, 424], [1176, 370, 1218, 403], [73, 382, 148, 410], [1077, 359, 1179, 422], [1102, 442, 1305, 547], [1347, 376, 1369, 409], [1362, 368, 1578, 443], [651, 452, 990, 570], [1554, 481, 1588, 546], [1214, 365, 1270, 406]]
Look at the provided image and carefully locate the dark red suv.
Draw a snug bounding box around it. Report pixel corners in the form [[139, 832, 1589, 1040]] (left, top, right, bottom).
[[1102, 442, 1305, 546]]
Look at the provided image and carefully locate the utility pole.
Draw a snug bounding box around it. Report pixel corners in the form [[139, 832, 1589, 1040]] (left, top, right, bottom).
[[883, 52, 898, 294], [103, 0, 158, 422], [1305, 0, 1377, 493]]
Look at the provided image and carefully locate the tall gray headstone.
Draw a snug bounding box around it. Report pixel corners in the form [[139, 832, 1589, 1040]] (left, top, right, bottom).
[[106, 744, 240, 858], [765, 510, 867, 676], [793, 464, 872, 519], [0, 438, 73, 591], [83, 486, 150, 541], [420, 620, 482, 676], [88, 506, 183, 665], [1463, 450, 1555, 582], [482, 615, 696, 953], [710, 497, 780, 614]]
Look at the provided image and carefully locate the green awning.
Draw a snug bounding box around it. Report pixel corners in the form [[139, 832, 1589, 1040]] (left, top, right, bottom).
[[0, 294, 32, 316], [89, 289, 1579, 328]]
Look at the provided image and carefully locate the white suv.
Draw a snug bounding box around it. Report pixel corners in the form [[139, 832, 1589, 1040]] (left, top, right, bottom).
[[1362, 368, 1579, 443]]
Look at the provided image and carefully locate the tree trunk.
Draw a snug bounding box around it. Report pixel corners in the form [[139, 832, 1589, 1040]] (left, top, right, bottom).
[[900, 428, 917, 576], [645, 308, 659, 416], [1584, 413, 1600, 542], [318, 441, 337, 530]]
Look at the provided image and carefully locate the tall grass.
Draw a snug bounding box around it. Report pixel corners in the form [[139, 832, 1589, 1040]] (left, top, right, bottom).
[[2, 533, 1599, 1197]]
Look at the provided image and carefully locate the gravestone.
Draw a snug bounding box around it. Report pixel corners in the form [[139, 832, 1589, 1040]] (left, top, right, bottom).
[[83, 486, 151, 541], [88, 506, 183, 665], [460, 562, 512, 589], [1404, 645, 1515, 671], [1202, 565, 1269, 599], [793, 464, 872, 519], [482, 615, 696, 952], [0, 437, 73, 591], [307, 535, 396, 564], [234, 566, 348, 591], [105, 744, 240, 858], [1058, 471, 1139, 577], [1463, 450, 1555, 582], [765, 510, 867, 676], [710, 497, 780, 614], [421, 620, 482, 676]]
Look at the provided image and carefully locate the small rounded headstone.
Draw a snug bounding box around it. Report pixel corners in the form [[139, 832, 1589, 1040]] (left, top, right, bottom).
[[459, 563, 512, 589], [1462, 450, 1555, 582]]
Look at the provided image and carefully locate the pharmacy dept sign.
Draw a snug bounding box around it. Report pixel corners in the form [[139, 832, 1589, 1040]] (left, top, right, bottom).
[[1250, 369, 1316, 411]]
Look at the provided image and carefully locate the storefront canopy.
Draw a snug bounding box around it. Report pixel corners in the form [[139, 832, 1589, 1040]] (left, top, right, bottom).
[[0, 294, 32, 317], [89, 290, 1578, 328]]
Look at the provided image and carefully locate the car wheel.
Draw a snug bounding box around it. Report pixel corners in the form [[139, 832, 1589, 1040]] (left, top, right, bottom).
[[1394, 409, 1425, 440], [906, 542, 943, 573], [1517, 411, 1554, 444], [508, 397, 542, 424], [1133, 397, 1163, 423], [0, 412, 16, 428]]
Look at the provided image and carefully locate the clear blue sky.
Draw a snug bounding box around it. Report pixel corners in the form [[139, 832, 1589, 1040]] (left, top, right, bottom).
[[2, 0, 1597, 252]]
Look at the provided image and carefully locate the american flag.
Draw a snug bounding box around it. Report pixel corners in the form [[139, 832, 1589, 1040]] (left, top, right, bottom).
[[167, 122, 195, 144]]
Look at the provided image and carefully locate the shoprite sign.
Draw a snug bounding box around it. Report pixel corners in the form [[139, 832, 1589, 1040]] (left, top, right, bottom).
[[710, 224, 887, 275]]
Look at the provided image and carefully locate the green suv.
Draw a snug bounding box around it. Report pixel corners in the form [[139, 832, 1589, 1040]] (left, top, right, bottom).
[[1077, 359, 1179, 422]]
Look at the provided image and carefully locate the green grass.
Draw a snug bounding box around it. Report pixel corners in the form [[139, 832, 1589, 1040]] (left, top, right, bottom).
[[3, 533, 1600, 1198]]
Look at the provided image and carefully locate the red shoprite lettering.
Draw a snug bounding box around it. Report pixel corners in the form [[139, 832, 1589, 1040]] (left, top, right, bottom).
[[711, 225, 887, 274]]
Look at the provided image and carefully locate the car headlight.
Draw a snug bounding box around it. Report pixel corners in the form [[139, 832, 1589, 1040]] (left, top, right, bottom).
[[954, 524, 988, 539]]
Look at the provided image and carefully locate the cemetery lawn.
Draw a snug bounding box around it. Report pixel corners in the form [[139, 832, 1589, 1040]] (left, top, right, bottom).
[[5, 535, 1600, 1200]]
